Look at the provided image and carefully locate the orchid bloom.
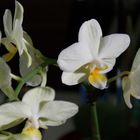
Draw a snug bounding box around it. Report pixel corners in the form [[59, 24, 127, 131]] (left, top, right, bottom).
[[2, 1, 31, 66], [0, 87, 78, 139], [122, 49, 140, 108], [19, 32, 47, 87], [57, 19, 130, 89]]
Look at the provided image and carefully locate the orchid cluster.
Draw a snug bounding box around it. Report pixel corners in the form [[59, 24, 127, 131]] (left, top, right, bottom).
[[0, 1, 78, 140], [0, 0, 139, 140]]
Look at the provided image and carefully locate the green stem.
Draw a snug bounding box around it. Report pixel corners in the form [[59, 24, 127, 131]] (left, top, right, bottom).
[[15, 58, 57, 96], [10, 73, 22, 81], [91, 102, 101, 140], [108, 71, 129, 84]]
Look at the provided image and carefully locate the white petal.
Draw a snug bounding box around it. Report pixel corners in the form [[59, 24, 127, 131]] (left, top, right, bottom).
[[12, 20, 32, 67], [39, 119, 66, 128], [130, 67, 140, 99], [57, 43, 93, 72], [19, 46, 46, 86], [14, 134, 31, 140], [122, 77, 132, 109], [62, 71, 86, 85], [0, 133, 31, 140], [0, 58, 11, 88], [1, 85, 17, 100], [23, 32, 33, 46], [21, 127, 42, 140], [131, 48, 140, 71], [3, 9, 12, 36], [78, 19, 102, 56], [101, 58, 116, 73], [12, 19, 24, 55], [22, 87, 55, 116], [13, 1, 24, 25], [99, 34, 130, 59], [0, 102, 31, 130], [26, 75, 42, 87], [0, 134, 10, 140], [38, 101, 78, 126], [19, 51, 41, 86]]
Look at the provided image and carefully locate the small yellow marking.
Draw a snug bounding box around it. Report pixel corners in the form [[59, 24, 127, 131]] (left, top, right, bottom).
[[88, 68, 107, 86], [22, 127, 42, 140], [2, 44, 17, 62]]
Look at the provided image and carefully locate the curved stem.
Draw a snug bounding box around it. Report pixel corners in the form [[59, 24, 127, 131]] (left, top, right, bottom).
[[10, 73, 22, 81], [91, 102, 101, 140], [108, 71, 130, 84], [15, 58, 57, 96]]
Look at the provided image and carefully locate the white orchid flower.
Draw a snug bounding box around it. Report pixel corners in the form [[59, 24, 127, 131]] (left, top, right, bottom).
[[2, 0, 31, 66], [122, 49, 140, 108], [57, 19, 130, 89], [0, 87, 78, 139], [19, 32, 47, 87]]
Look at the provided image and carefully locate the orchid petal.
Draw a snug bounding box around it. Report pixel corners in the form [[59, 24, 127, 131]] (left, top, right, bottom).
[[38, 101, 78, 127], [22, 87, 55, 116], [3, 9, 12, 36], [0, 134, 11, 140], [99, 34, 130, 59], [101, 58, 116, 73], [12, 19, 32, 66], [13, 134, 31, 140], [130, 67, 140, 99], [131, 48, 140, 71], [13, 1, 24, 25], [1, 86, 17, 101], [1, 40, 17, 62], [57, 43, 93, 72], [0, 102, 31, 130], [62, 71, 86, 85], [0, 133, 32, 140], [122, 77, 132, 109], [39, 119, 66, 127], [0, 58, 11, 88], [88, 71, 107, 89], [22, 127, 42, 140], [19, 45, 46, 86], [23, 32, 33, 46], [78, 19, 102, 56], [12, 19, 24, 55], [0, 58, 16, 100]]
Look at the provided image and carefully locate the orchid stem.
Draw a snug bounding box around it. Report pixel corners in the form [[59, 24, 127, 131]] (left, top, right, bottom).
[[108, 71, 129, 84], [10, 73, 22, 81], [15, 58, 57, 96], [91, 102, 101, 140]]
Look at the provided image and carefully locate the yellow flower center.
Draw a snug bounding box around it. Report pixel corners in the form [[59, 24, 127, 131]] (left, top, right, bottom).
[[88, 67, 107, 88], [22, 127, 42, 140], [2, 44, 17, 62]]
